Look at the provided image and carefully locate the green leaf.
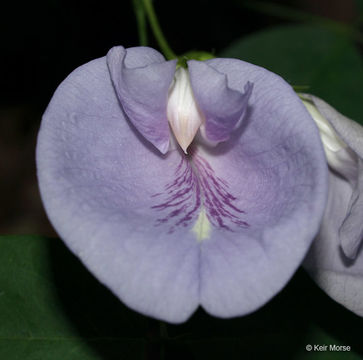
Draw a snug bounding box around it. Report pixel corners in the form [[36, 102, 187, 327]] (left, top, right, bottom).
[[220, 24, 363, 122], [238, 0, 362, 42], [1, 236, 363, 358], [0, 235, 147, 360]]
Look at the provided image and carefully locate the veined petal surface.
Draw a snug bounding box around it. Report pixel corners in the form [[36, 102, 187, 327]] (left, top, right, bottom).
[[37, 52, 328, 323], [37, 56, 199, 323], [192, 58, 327, 317]]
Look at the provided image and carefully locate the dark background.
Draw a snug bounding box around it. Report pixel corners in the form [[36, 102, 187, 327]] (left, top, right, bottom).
[[0, 0, 359, 235], [1, 1, 363, 359]]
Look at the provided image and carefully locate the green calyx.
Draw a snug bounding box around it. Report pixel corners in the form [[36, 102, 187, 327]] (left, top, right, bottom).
[[177, 51, 216, 68], [292, 85, 310, 92]]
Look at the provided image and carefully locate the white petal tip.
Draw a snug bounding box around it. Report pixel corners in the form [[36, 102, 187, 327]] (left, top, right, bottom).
[[167, 67, 204, 155]]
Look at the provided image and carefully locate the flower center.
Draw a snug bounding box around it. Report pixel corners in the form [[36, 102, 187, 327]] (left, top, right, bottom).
[[166, 68, 205, 153], [151, 148, 249, 239]]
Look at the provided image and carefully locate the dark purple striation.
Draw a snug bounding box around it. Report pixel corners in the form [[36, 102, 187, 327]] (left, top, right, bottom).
[[151, 148, 249, 234], [37, 46, 330, 322]]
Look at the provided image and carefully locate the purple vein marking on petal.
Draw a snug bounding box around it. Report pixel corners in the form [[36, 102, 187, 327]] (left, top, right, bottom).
[[151, 148, 249, 234]]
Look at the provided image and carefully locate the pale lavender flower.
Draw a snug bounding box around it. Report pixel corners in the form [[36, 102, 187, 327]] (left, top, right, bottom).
[[302, 94, 363, 317], [36, 46, 328, 323]]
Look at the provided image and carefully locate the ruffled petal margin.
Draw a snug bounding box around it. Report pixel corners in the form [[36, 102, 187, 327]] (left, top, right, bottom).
[[188, 60, 253, 145], [37, 52, 328, 323], [193, 59, 328, 317], [107, 46, 176, 154], [37, 55, 199, 323]]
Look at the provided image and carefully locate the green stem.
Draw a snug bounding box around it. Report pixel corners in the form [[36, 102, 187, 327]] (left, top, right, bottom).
[[132, 0, 148, 46], [142, 0, 177, 59]]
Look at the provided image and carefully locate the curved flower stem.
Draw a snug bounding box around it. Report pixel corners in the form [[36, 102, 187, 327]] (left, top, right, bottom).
[[132, 0, 148, 46], [142, 0, 177, 60]]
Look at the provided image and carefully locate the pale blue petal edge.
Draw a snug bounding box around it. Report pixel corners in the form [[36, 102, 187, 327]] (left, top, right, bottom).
[[37, 54, 329, 323], [303, 94, 363, 317], [107, 46, 176, 154], [188, 60, 253, 144]]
